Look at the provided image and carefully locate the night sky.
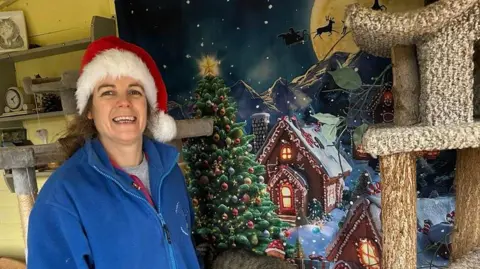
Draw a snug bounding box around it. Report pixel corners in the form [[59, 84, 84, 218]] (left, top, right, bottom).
[[115, 0, 317, 103]]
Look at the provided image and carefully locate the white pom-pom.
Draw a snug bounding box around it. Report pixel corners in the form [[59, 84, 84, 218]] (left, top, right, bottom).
[[149, 110, 177, 142]]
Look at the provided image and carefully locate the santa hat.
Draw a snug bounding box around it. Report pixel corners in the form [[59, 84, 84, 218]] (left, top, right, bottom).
[[75, 35, 176, 142], [265, 239, 285, 255]]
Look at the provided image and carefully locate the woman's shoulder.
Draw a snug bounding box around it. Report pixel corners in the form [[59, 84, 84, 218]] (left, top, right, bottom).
[[35, 147, 89, 206]]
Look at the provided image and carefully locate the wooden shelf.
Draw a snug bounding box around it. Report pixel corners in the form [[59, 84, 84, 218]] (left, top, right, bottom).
[[4, 171, 52, 180], [0, 39, 90, 62], [3, 171, 53, 193], [0, 111, 68, 123]]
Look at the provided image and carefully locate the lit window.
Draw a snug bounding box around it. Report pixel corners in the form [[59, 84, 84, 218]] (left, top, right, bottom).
[[281, 185, 292, 208], [281, 145, 293, 160], [356, 238, 380, 269]]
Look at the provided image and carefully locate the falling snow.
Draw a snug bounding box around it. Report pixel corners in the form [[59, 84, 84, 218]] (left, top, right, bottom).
[[186, 54, 191, 58], [237, 27, 240, 30], [163, 65, 167, 69], [197, 24, 200, 27], [264, 21, 268, 24], [186, 0, 190, 3], [268, 4, 273, 9], [200, 42, 204, 47]]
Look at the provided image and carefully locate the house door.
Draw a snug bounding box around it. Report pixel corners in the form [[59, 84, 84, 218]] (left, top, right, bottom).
[[279, 182, 295, 215]]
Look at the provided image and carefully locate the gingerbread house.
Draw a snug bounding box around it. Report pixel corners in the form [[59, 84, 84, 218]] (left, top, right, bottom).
[[256, 116, 352, 219], [325, 195, 382, 269]]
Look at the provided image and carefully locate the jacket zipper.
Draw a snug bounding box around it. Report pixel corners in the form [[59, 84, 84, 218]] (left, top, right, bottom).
[[93, 160, 178, 269], [156, 153, 180, 267]]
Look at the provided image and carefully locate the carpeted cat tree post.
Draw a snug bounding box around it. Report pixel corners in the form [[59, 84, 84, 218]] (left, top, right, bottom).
[[345, 0, 480, 268]]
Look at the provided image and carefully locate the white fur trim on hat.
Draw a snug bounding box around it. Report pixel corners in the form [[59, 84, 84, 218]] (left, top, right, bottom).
[[148, 110, 177, 142], [265, 248, 285, 255], [76, 49, 158, 114]]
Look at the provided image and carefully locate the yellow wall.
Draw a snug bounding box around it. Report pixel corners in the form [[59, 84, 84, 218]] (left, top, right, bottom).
[[0, 0, 116, 260]]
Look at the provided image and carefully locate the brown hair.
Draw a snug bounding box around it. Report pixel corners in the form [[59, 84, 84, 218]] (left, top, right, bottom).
[[58, 96, 153, 158], [58, 97, 97, 158]]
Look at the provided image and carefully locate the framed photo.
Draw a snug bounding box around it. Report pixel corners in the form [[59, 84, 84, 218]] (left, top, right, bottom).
[[0, 10, 28, 53]]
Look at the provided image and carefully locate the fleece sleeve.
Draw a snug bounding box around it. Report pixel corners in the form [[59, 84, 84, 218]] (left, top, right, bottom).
[[27, 203, 93, 269]]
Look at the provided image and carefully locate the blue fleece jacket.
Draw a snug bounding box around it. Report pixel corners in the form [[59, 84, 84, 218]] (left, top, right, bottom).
[[27, 137, 200, 269]]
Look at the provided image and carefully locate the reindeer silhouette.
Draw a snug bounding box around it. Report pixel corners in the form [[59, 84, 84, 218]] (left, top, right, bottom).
[[313, 16, 337, 39], [371, 0, 387, 11], [341, 20, 347, 35]]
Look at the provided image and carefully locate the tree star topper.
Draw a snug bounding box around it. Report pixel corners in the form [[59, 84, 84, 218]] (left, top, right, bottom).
[[197, 55, 220, 77]]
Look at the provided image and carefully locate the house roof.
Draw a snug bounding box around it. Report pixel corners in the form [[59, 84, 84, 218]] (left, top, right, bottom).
[[325, 194, 382, 261], [256, 116, 352, 178]]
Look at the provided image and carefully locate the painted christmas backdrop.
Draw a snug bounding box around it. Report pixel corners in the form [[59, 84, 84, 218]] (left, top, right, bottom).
[[115, 0, 456, 268]]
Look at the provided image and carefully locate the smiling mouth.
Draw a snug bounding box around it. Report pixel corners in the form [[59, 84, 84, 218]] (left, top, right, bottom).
[[112, 116, 137, 124]]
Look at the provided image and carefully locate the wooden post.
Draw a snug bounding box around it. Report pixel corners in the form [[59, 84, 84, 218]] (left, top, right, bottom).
[[452, 148, 480, 261], [0, 147, 37, 244], [12, 167, 38, 244], [378, 46, 419, 269]]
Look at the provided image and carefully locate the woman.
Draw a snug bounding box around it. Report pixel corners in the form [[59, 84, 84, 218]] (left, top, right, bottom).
[[27, 36, 200, 269]]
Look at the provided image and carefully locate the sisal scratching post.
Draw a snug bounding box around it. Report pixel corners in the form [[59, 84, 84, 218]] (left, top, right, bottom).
[[377, 46, 419, 269], [380, 153, 417, 268], [452, 148, 480, 261], [12, 167, 38, 245]]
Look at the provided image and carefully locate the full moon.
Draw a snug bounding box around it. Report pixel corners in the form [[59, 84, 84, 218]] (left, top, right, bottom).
[[310, 0, 425, 61]]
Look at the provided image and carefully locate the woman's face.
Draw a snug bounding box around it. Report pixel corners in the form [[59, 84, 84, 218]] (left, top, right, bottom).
[[88, 76, 148, 145]]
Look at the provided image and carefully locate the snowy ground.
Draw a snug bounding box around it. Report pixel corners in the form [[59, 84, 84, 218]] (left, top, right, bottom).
[[417, 196, 455, 269], [284, 208, 346, 257], [417, 196, 455, 226]]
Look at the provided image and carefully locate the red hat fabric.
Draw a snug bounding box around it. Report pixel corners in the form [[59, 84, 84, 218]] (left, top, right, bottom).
[[265, 239, 285, 255], [75, 36, 176, 142]]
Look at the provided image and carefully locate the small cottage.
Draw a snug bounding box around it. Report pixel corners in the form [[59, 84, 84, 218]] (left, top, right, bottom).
[[325, 195, 382, 269], [255, 116, 352, 219]]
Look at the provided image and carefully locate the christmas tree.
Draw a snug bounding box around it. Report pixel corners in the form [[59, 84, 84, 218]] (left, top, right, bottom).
[[307, 198, 323, 221], [184, 58, 294, 258]]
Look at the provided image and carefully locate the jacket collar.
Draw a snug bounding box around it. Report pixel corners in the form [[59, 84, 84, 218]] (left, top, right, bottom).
[[85, 136, 179, 178]]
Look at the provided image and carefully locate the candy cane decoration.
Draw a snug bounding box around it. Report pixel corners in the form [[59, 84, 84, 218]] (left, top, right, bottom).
[[367, 182, 381, 195], [418, 219, 432, 234], [446, 210, 455, 224]]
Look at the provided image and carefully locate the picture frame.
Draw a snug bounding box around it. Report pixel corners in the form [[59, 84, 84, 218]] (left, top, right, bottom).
[[0, 10, 28, 53]]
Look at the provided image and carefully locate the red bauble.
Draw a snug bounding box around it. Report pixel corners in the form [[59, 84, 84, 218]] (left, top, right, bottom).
[[203, 160, 209, 168], [200, 176, 209, 184], [217, 156, 223, 162], [243, 194, 250, 203], [222, 213, 228, 220], [248, 167, 254, 173], [220, 95, 225, 101], [235, 138, 241, 145], [215, 168, 222, 176], [247, 220, 254, 229], [225, 125, 231, 132], [284, 230, 291, 238], [221, 182, 229, 191], [219, 108, 226, 116], [232, 208, 239, 216], [383, 90, 393, 101]]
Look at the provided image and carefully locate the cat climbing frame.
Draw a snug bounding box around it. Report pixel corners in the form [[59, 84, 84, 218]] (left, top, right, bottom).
[[345, 0, 480, 268]]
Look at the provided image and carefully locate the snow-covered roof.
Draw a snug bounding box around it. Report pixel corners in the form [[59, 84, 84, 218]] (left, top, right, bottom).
[[284, 117, 352, 178], [325, 194, 382, 260], [367, 195, 382, 237], [257, 116, 352, 178]]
